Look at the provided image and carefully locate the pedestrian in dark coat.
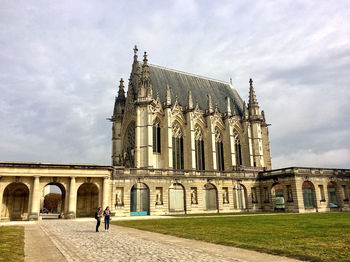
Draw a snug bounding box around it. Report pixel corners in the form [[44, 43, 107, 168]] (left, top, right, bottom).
[[103, 206, 111, 232], [95, 207, 102, 232]]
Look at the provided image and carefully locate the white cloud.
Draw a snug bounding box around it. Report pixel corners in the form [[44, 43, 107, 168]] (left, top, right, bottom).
[[273, 149, 350, 169], [0, 0, 349, 168]]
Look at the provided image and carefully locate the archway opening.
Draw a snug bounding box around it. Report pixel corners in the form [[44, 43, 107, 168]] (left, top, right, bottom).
[[234, 184, 247, 210], [203, 183, 218, 211], [302, 181, 315, 209], [41, 183, 65, 219], [271, 183, 285, 210], [169, 183, 185, 213], [76, 183, 99, 217], [1, 183, 29, 221], [327, 181, 338, 208], [130, 182, 150, 216]]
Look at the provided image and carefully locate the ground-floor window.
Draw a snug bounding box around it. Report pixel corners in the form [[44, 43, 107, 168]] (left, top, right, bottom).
[[203, 183, 217, 210], [302, 181, 314, 209], [327, 181, 338, 207]]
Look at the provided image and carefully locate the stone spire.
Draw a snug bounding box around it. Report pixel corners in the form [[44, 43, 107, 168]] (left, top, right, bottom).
[[248, 78, 260, 117], [133, 45, 138, 62], [207, 94, 214, 113], [139, 51, 152, 98], [117, 78, 125, 99], [113, 78, 126, 118], [188, 90, 193, 110], [142, 52, 150, 78], [166, 85, 171, 106], [248, 78, 259, 108]]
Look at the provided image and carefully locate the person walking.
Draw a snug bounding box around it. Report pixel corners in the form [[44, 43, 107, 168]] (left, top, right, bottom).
[[95, 207, 102, 232], [103, 206, 111, 232]]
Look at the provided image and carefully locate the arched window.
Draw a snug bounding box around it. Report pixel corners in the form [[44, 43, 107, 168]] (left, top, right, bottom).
[[172, 122, 184, 169], [215, 128, 224, 171], [153, 118, 161, 153], [194, 125, 205, 170], [302, 181, 314, 208], [234, 184, 247, 209], [233, 131, 242, 166]]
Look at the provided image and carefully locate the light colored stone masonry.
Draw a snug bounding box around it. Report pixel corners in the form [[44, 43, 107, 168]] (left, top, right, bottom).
[[1, 163, 349, 221]]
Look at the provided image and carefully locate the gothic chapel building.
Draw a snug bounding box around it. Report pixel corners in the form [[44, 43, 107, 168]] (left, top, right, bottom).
[[111, 46, 271, 171], [0, 46, 349, 221]]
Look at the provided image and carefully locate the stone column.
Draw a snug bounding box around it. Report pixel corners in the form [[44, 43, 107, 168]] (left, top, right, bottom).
[[102, 177, 110, 208], [29, 176, 40, 220], [67, 176, 76, 219]]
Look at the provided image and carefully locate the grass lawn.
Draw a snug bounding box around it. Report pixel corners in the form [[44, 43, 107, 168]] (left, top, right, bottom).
[[167, 211, 272, 217], [112, 213, 350, 262], [0, 226, 24, 262]]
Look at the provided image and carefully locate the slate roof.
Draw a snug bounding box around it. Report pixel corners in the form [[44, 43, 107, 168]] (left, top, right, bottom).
[[148, 64, 244, 116]]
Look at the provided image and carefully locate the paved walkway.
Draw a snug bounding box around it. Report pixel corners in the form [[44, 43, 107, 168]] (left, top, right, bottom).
[[23, 220, 300, 262]]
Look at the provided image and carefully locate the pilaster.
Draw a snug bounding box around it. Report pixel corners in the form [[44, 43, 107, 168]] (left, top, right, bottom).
[[29, 176, 40, 220], [102, 177, 110, 208], [165, 107, 173, 169], [187, 112, 196, 170], [135, 103, 153, 168], [67, 176, 76, 219]]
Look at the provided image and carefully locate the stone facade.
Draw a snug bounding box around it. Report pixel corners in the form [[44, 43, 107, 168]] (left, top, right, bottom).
[[110, 46, 271, 171], [0, 47, 349, 221]]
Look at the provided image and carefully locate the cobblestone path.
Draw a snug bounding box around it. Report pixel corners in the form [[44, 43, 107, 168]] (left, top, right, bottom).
[[39, 220, 244, 262]]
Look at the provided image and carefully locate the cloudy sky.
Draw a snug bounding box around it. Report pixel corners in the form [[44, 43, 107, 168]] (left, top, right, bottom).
[[0, 0, 349, 169]]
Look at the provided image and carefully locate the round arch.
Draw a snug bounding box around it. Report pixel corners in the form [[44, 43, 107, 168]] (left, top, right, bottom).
[[76, 183, 99, 217], [130, 182, 150, 216], [1, 182, 29, 220], [271, 183, 285, 210], [203, 183, 218, 211], [302, 181, 316, 209], [234, 183, 248, 210], [168, 183, 186, 213], [41, 182, 66, 217]]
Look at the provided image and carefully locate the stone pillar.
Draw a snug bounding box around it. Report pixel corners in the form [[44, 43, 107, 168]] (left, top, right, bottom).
[[29, 176, 40, 220], [102, 177, 110, 208], [210, 121, 217, 171], [165, 108, 173, 169], [187, 112, 196, 170], [250, 121, 265, 167], [247, 123, 254, 166], [67, 176, 76, 219], [135, 103, 153, 168]]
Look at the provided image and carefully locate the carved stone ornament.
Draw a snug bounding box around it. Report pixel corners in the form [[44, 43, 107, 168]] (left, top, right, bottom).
[[193, 103, 205, 126], [171, 100, 185, 123], [210, 111, 225, 130], [150, 97, 164, 115]]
